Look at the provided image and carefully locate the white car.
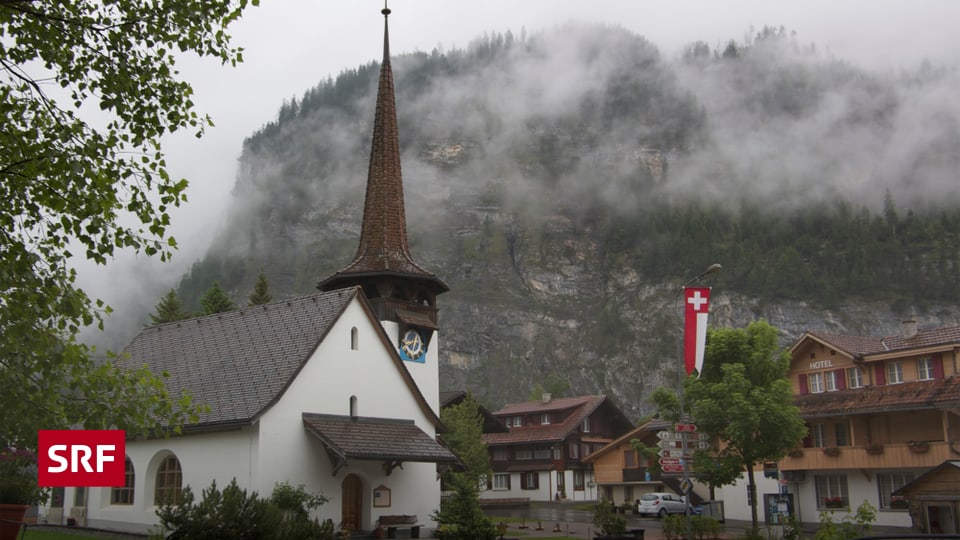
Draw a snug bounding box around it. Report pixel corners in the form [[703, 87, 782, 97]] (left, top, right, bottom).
[[638, 492, 688, 518]]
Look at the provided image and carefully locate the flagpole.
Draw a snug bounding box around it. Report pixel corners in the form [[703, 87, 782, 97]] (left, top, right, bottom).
[[675, 263, 721, 540]]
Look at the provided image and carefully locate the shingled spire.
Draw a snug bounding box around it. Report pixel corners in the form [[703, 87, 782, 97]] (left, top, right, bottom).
[[319, 5, 448, 325]]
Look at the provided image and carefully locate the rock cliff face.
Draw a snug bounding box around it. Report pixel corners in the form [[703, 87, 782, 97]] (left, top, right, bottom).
[[192, 25, 960, 418]]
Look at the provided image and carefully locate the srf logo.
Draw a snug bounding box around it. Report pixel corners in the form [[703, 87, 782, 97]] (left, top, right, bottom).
[[38, 430, 126, 487]]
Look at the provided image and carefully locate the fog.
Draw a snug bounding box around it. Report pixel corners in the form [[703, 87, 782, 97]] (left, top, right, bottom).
[[73, 0, 960, 347]]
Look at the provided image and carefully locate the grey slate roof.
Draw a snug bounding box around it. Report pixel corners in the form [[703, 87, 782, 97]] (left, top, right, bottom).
[[303, 413, 456, 463], [120, 289, 358, 427]]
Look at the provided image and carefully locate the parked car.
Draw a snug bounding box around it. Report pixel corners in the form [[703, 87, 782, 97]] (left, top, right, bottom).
[[638, 492, 688, 518]]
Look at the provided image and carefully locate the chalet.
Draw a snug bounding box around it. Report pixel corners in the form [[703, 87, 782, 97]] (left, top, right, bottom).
[[772, 321, 960, 529], [480, 394, 634, 503], [584, 419, 690, 506]]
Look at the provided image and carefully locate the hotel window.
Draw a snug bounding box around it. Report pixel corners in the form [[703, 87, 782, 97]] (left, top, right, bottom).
[[568, 442, 580, 459], [492, 473, 511, 491], [556, 471, 565, 493], [155, 455, 183, 505], [623, 450, 637, 468], [492, 448, 508, 461], [886, 361, 904, 384], [846, 367, 864, 388], [812, 424, 826, 448], [111, 458, 135, 505], [581, 417, 591, 433], [824, 371, 837, 392], [815, 474, 849, 509], [917, 358, 935, 381], [534, 448, 552, 459], [834, 422, 849, 446], [877, 472, 914, 509], [541, 414, 551, 425], [553, 448, 561, 460], [808, 372, 824, 393], [515, 449, 533, 460], [520, 472, 539, 490], [509, 416, 523, 428], [573, 470, 585, 491]]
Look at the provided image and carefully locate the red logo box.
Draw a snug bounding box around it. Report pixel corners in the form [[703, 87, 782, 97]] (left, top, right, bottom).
[[38, 430, 126, 487]]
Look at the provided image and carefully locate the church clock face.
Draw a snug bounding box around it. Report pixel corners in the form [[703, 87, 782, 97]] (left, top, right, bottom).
[[399, 328, 426, 362]]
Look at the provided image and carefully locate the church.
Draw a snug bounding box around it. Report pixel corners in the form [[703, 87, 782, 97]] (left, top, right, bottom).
[[54, 6, 455, 535]]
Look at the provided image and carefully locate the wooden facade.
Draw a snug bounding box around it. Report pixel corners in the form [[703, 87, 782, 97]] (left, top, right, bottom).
[[779, 323, 960, 528], [480, 395, 634, 502]]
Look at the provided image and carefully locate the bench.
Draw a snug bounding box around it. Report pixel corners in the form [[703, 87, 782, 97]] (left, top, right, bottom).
[[377, 515, 420, 539]]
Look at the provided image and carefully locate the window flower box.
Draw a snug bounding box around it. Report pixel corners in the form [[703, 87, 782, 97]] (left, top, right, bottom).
[[865, 444, 884, 455], [907, 441, 929, 454], [822, 447, 841, 457], [889, 496, 909, 509], [824, 497, 845, 509]]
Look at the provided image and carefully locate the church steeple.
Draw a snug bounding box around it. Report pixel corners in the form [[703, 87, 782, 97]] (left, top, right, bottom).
[[319, 4, 448, 327]]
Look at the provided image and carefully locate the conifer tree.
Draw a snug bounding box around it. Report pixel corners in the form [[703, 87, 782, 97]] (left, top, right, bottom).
[[149, 289, 191, 325], [200, 282, 236, 314], [248, 270, 273, 306]]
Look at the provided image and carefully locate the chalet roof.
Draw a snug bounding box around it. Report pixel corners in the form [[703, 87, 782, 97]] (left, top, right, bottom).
[[482, 395, 633, 446], [582, 418, 672, 463], [893, 460, 960, 498], [439, 390, 509, 433], [302, 413, 456, 464], [795, 376, 960, 418], [796, 324, 960, 358], [318, 7, 446, 294], [120, 288, 440, 430]]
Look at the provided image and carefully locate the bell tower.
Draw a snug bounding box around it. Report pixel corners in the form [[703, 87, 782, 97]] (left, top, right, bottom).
[[319, 5, 447, 410]]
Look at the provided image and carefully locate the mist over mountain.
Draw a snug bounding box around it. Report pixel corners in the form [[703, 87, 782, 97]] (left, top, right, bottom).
[[104, 25, 960, 417]]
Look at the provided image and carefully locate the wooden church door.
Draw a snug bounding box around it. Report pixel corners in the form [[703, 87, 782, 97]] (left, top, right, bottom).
[[341, 474, 363, 531]]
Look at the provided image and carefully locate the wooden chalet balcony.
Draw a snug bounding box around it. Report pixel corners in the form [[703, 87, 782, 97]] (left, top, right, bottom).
[[780, 441, 952, 471]]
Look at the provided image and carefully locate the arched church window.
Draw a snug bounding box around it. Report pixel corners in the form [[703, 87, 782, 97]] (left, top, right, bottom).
[[155, 454, 183, 505], [350, 395, 358, 418], [111, 457, 135, 505], [351, 327, 358, 350]]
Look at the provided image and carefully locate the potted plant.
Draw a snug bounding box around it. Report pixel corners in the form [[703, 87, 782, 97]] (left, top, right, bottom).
[[865, 443, 884, 455], [908, 440, 929, 453], [822, 447, 841, 457], [1, 447, 46, 540]]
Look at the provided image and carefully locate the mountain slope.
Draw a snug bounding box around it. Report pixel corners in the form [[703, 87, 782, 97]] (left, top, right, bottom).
[[172, 25, 960, 416]]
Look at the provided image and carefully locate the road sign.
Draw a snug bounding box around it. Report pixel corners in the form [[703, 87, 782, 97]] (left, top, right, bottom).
[[662, 464, 684, 474], [675, 423, 697, 432], [658, 448, 693, 459], [692, 441, 710, 450], [658, 457, 680, 465], [657, 431, 704, 441], [657, 439, 681, 449]]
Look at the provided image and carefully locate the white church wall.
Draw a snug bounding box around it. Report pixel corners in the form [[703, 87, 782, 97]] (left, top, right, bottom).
[[256, 297, 442, 530], [81, 427, 257, 534]]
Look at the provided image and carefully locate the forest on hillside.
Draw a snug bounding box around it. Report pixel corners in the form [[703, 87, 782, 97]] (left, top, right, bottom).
[[127, 24, 960, 411], [169, 25, 960, 315]]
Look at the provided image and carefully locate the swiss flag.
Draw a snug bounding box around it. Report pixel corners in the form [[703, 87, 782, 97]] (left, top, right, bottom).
[[683, 287, 711, 376]]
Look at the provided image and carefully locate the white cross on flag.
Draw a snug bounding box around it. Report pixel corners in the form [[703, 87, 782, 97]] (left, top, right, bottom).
[[684, 287, 711, 376]]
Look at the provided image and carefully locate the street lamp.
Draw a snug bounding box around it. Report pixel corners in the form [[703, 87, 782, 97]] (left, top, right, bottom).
[[675, 263, 721, 540]]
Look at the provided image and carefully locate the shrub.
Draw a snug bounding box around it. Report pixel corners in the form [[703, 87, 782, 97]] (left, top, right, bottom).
[[593, 501, 627, 537], [662, 514, 685, 540], [815, 500, 877, 540], [156, 478, 333, 540], [691, 515, 722, 539]]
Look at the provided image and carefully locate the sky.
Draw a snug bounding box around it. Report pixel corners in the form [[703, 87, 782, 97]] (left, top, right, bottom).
[[75, 0, 960, 330]]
